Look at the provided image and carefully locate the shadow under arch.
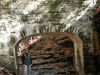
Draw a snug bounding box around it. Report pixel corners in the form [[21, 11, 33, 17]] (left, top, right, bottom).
[[14, 32, 84, 75]]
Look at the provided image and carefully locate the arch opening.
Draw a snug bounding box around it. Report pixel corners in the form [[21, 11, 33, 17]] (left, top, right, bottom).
[[15, 32, 83, 75]]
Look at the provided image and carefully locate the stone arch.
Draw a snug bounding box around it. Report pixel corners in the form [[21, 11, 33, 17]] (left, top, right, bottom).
[[15, 32, 84, 75], [62, 33, 84, 75]]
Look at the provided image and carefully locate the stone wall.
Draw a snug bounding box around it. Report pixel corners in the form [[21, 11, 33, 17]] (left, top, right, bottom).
[[0, 0, 100, 75]]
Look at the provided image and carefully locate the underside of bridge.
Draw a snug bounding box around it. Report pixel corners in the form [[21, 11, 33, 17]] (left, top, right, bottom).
[[16, 32, 83, 75]]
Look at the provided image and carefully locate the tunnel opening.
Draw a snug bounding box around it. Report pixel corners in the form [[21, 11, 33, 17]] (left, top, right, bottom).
[[15, 32, 83, 75]]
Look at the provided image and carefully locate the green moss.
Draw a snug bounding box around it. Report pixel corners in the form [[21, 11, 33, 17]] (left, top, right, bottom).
[[21, 15, 28, 22], [57, 24, 66, 32], [49, 0, 64, 26], [39, 38, 45, 42], [50, 13, 62, 21], [34, 44, 42, 50]]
